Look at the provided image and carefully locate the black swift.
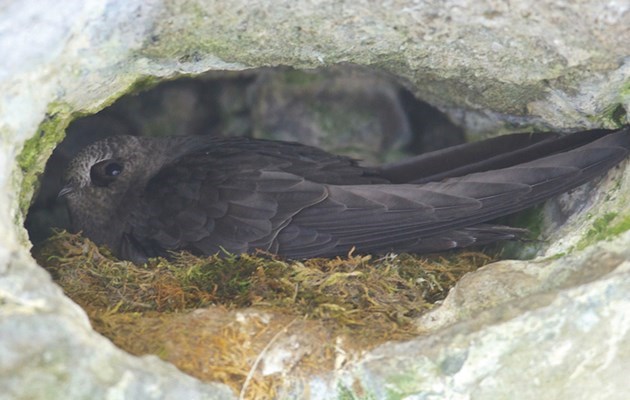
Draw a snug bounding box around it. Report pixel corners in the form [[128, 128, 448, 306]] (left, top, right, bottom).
[[60, 127, 630, 263]]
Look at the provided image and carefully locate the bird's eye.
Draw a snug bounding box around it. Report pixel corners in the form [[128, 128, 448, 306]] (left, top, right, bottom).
[[90, 159, 124, 187], [105, 162, 123, 177]]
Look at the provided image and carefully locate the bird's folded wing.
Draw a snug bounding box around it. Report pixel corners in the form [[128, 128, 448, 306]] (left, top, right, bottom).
[[277, 128, 630, 257], [125, 128, 628, 260], [379, 128, 615, 183], [127, 151, 330, 258]]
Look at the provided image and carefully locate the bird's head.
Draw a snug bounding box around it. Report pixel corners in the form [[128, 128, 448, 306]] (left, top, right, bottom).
[[59, 135, 163, 243]]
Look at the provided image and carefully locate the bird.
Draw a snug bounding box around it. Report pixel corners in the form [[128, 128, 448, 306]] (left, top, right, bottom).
[[59, 127, 630, 263]]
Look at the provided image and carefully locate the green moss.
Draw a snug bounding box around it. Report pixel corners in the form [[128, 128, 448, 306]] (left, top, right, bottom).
[[124, 75, 165, 95], [610, 216, 630, 236], [542, 252, 566, 262], [600, 103, 628, 127], [496, 204, 546, 259], [610, 104, 627, 126], [16, 103, 74, 219], [510, 205, 545, 238], [36, 229, 497, 338], [618, 79, 630, 101], [281, 69, 321, 86], [594, 78, 630, 126], [381, 369, 438, 400], [576, 212, 630, 250], [33, 230, 496, 394]]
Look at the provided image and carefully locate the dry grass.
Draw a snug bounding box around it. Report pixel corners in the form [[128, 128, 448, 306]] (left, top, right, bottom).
[[34, 230, 496, 397]]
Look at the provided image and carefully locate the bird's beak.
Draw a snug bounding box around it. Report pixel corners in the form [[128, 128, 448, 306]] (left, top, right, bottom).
[[58, 184, 74, 198]]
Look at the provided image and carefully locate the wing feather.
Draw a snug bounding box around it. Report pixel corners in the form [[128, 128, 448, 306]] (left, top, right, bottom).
[[121, 128, 629, 260], [125, 145, 330, 259], [276, 128, 630, 258]]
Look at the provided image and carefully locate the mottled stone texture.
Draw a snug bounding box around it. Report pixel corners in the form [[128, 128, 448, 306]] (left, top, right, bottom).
[[1, 0, 629, 399]]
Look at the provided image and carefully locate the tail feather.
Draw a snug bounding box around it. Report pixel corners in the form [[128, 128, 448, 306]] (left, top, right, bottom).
[[278, 127, 630, 258], [379, 128, 615, 184]]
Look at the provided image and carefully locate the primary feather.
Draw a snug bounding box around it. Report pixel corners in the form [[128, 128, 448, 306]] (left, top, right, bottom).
[[61, 127, 630, 263]]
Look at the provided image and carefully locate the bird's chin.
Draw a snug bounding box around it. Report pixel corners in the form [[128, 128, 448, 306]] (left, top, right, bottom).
[[65, 200, 115, 246]]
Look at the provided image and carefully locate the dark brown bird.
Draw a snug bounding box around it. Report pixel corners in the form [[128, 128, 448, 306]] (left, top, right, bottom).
[[60, 127, 630, 263]]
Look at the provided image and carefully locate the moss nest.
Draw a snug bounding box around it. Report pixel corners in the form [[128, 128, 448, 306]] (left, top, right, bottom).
[[33, 230, 496, 397]]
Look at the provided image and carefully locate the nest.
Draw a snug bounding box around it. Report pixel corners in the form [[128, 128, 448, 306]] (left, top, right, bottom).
[[34, 230, 496, 398]]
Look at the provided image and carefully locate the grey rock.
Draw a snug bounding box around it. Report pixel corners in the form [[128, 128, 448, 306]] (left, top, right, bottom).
[[0, 252, 234, 400], [335, 251, 630, 400], [248, 66, 415, 164]]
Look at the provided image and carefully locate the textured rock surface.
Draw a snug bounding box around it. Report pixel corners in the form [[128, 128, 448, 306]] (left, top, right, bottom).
[[1, 0, 629, 399], [333, 242, 630, 400], [143, 0, 630, 131]]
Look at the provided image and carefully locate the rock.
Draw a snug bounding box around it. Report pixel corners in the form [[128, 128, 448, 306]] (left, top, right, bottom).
[[332, 251, 630, 400], [248, 66, 415, 164], [0, 252, 234, 399], [1, 0, 629, 399]]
